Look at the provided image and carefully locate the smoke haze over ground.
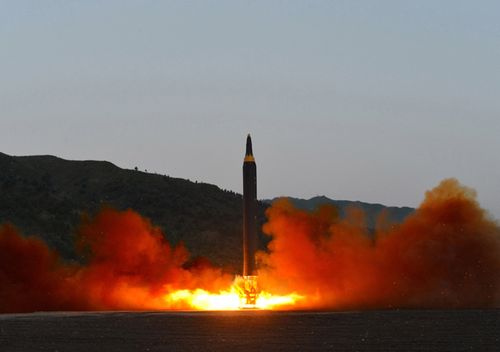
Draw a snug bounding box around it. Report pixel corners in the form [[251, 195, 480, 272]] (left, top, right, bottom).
[[1, 179, 499, 312]]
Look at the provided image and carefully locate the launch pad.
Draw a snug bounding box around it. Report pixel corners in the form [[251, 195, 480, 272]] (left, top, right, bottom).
[[235, 275, 260, 308]]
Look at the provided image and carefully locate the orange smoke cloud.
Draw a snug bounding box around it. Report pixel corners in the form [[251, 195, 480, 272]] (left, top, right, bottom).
[[257, 178, 500, 309], [0, 208, 232, 313]]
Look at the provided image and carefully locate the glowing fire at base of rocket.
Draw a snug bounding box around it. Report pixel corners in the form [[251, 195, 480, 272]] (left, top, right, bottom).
[[236, 275, 259, 308], [163, 276, 303, 310]]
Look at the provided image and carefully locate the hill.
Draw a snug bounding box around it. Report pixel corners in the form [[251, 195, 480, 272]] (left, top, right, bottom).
[[0, 152, 413, 269]]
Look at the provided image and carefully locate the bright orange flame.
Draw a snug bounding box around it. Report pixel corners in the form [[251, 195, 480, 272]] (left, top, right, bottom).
[[163, 278, 303, 310]]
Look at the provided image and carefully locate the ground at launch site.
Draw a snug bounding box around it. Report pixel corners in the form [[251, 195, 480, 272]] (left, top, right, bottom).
[[1, 310, 498, 351]]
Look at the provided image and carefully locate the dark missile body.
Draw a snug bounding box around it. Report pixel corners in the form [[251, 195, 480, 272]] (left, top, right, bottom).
[[243, 134, 257, 276]]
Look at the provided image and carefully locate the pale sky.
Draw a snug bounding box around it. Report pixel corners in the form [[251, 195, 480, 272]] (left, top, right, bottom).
[[1, 1, 500, 218]]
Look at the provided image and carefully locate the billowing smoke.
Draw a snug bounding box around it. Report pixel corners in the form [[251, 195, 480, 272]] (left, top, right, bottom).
[[257, 179, 500, 309], [1, 179, 499, 312], [0, 209, 231, 313]]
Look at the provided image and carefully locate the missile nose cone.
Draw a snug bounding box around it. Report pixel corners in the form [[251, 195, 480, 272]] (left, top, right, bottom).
[[246, 134, 253, 156], [244, 134, 255, 162]]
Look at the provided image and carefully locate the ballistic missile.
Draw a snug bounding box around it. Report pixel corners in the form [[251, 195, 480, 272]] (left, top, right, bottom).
[[243, 134, 257, 277]]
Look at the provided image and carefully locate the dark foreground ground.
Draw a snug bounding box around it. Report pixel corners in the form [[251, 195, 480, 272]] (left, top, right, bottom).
[[0, 310, 498, 351]]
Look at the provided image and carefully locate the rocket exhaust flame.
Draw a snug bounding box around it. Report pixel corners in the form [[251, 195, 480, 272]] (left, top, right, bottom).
[[164, 277, 302, 310]]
